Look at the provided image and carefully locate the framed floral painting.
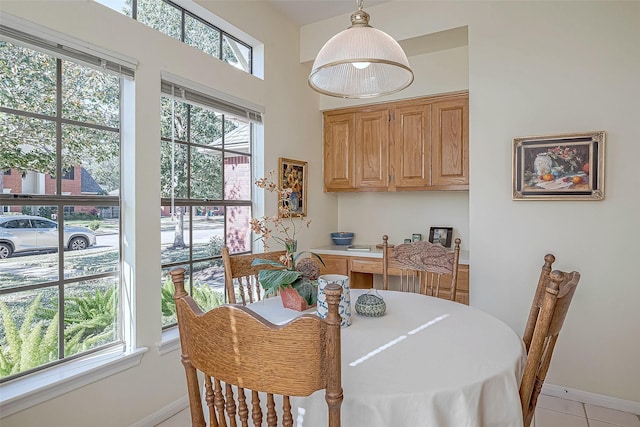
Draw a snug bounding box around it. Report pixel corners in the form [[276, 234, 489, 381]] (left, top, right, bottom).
[[512, 131, 605, 200], [278, 158, 307, 217]]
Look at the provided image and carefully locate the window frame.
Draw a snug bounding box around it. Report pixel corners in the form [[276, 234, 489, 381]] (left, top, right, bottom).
[[0, 39, 125, 383], [131, 0, 253, 74], [160, 94, 255, 330]]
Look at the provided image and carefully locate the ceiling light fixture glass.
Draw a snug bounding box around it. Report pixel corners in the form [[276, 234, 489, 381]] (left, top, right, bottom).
[[308, 0, 414, 99]]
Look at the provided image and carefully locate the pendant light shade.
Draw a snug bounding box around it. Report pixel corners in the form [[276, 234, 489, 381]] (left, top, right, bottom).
[[308, 3, 413, 99]]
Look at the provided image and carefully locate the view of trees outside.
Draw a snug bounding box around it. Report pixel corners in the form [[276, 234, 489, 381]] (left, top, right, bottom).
[[159, 94, 253, 328], [0, 0, 256, 379], [0, 39, 123, 380]]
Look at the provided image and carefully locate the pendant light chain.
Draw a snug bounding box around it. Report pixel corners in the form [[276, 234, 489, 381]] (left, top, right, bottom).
[[357, 0, 364, 11]]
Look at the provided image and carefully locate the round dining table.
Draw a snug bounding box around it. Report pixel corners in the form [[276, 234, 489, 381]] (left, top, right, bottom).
[[246, 289, 526, 427]]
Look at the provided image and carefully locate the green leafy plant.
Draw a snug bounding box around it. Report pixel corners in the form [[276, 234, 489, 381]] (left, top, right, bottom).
[[0, 296, 58, 377], [250, 171, 324, 305], [161, 275, 225, 324]]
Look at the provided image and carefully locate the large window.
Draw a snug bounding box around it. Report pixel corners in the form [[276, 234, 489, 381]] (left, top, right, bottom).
[[0, 37, 125, 381], [95, 0, 252, 73], [159, 84, 257, 327]]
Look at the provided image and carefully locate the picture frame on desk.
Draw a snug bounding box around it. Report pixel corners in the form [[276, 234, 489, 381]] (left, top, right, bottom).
[[429, 227, 453, 248]]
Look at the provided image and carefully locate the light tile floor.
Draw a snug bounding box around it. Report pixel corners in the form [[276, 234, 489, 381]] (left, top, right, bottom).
[[156, 394, 640, 426]]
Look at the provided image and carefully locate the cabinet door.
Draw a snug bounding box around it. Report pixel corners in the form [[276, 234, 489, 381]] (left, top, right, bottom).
[[323, 112, 356, 191], [355, 108, 389, 190], [392, 104, 431, 189], [318, 254, 349, 276], [431, 97, 469, 188]]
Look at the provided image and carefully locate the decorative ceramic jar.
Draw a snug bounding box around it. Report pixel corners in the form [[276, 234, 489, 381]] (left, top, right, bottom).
[[534, 153, 553, 178], [317, 274, 351, 327]]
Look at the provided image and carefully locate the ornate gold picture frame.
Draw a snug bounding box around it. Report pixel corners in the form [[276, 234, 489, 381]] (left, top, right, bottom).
[[278, 157, 308, 217], [512, 131, 605, 200]]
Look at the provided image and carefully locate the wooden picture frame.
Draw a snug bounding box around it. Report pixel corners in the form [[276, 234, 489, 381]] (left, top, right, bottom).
[[512, 131, 605, 200], [278, 157, 308, 217], [428, 227, 453, 248]]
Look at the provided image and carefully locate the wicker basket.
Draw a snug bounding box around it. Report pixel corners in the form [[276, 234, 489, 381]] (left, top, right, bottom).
[[355, 291, 386, 317]]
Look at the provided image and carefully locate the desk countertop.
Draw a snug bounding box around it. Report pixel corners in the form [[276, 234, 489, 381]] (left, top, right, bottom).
[[311, 245, 470, 265]]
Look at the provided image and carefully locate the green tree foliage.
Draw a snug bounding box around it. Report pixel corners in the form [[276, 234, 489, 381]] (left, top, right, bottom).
[[0, 40, 120, 193]]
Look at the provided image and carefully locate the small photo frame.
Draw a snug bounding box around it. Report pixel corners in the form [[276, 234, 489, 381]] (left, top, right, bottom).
[[429, 227, 453, 248], [278, 157, 308, 217], [412, 233, 422, 242], [512, 131, 605, 200]]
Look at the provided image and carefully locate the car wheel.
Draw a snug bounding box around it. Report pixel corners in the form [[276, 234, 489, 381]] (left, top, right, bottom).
[[69, 236, 88, 251], [0, 243, 13, 259]]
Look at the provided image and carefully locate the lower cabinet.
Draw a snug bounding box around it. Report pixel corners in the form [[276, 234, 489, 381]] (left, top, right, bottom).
[[318, 254, 469, 305]]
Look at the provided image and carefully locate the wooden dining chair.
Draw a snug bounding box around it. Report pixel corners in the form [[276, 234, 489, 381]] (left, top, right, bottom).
[[222, 246, 286, 305], [519, 255, 580, 427], [381, 234, 462, 301], [169, 268, 344, 427]]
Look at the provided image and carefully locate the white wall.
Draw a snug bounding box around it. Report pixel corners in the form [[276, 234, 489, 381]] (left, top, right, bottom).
[[302, 1, 640, 403], [0, 0, 336, 425]]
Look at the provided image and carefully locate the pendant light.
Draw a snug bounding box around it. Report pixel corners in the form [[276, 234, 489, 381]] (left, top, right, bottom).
[[308, 0, 413, 99]]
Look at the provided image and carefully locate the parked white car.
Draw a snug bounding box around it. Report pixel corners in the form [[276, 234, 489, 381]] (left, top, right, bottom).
[[0, 215, 97, 259]]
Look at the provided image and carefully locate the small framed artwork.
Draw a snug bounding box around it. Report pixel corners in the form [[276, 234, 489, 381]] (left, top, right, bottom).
[[412, 233, 422, 242], [512, 131, 605, 200], [278, 157, 308, 217], [428, 227, 453, 248]]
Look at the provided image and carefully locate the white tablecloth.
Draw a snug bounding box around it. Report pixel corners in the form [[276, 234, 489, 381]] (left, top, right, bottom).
[[247, 290, 526, 427]]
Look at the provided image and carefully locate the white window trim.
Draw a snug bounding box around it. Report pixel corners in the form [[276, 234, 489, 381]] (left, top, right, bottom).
[[158, 328, 181, 355], [0, 347, 147, 418]]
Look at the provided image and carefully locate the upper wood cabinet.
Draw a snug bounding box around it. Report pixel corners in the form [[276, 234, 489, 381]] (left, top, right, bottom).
[[323, 91, 469, 192], [431, 97, 469, 188], [323, 112, 356, 191]]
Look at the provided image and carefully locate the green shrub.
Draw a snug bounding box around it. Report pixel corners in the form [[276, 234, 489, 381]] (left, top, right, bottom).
[[0, 286, 120, 379], [0, 296, 59, 378], [88, 220, 101, 231], [161, 275, 224, 326], [207, 235, 224, 257]]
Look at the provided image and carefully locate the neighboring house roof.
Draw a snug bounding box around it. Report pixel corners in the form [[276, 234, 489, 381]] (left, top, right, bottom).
[[81, 168, 104, 194], [210, 125, 250, 152]]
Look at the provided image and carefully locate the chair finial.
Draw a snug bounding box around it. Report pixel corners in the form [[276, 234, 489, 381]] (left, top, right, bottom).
[[169, 268, 188, 300]]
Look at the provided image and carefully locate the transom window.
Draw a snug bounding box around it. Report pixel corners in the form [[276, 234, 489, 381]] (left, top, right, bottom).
[[95, 0, 252, 73]]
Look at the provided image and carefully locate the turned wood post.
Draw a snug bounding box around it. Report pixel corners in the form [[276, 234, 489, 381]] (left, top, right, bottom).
[[323, 283, 343, 427], [450, 238, 462, 301], [523, 254, 555, 352], [520, 270, 562, 425], [382, 235, 389, 290], [169, 268, 206, 427]]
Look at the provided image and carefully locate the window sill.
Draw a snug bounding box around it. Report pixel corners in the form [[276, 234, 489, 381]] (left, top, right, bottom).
[[158, 327, 180, 355], [0, 346, 148, 418]]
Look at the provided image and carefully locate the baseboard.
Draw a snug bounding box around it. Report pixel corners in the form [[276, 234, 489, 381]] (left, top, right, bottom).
[[543, 383, 640, 415], [130, 396, 189, 427]]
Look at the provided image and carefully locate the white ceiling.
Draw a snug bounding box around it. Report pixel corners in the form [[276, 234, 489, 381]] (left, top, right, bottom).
[[266, 0, 389, 27]]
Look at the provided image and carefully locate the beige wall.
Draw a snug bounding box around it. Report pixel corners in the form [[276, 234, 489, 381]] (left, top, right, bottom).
[[303, 1, 640, 403]]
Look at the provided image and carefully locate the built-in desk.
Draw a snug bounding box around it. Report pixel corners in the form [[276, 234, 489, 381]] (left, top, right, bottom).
[[312, 245, 470, 305]]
